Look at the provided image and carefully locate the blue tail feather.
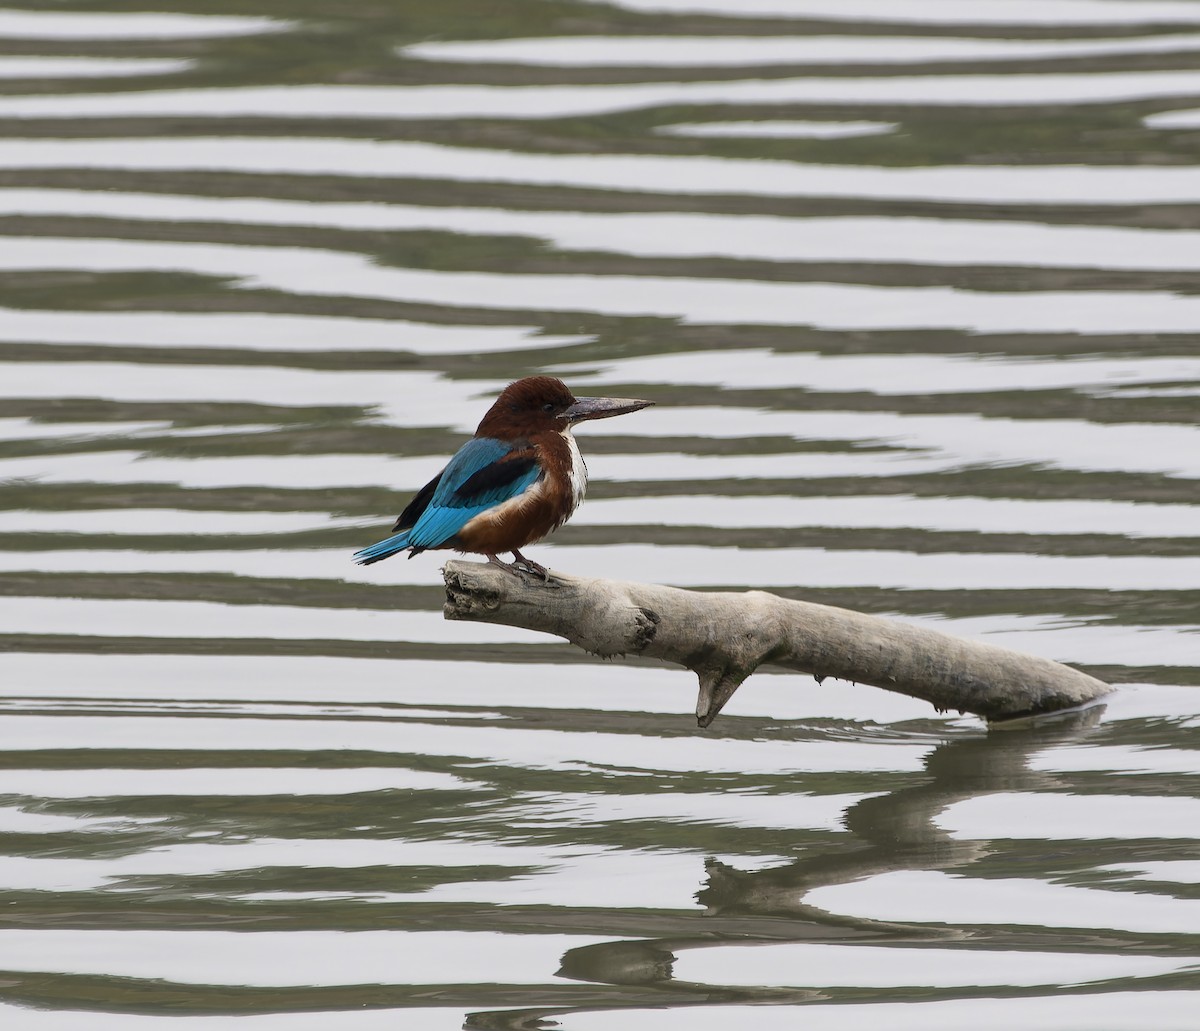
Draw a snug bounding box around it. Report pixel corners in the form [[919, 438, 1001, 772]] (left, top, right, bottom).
[[353, 530, 414, 566]]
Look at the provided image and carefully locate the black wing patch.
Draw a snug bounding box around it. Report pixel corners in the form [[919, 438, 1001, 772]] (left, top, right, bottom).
[[454, 453, 539, 503], [392, 471, 442, 532]]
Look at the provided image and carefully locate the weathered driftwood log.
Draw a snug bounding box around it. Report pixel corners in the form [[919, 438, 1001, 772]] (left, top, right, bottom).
[[443, 560, 1112, 727]]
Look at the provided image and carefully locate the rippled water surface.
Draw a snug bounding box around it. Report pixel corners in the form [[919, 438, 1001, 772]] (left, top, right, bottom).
[[1, 2, 1199, 1028]]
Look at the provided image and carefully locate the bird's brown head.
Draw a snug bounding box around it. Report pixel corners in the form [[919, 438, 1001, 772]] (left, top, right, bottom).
[[476, 376, 653, 439]]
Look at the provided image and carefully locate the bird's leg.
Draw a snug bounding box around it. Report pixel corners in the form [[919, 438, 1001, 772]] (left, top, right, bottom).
[[510, 549, 550, 581], [483, 551, 548, 581]]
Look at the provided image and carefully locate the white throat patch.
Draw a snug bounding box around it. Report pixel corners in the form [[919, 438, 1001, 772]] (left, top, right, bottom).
[[563, 429, 587, 508]]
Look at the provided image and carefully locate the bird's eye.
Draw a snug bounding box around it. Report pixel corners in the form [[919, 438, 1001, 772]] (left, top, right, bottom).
[[542, 402, 556, 413]]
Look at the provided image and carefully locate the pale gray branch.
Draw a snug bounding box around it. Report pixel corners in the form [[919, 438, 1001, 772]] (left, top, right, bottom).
[[442, 560, 1112, 726]]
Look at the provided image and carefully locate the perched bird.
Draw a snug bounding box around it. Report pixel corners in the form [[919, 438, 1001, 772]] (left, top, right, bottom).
[[353, 376, 652, 578]]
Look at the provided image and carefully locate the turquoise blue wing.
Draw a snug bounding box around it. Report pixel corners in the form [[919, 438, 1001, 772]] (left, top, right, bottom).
[[405, 437, 541, 550]]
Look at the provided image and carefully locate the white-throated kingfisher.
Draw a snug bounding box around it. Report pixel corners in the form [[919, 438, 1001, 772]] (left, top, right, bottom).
[[353, 376, 652, 578]]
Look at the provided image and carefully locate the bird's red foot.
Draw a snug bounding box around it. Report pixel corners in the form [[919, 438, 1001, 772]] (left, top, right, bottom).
[[484, 552, 550, 581], [510, 549, 550, 581]]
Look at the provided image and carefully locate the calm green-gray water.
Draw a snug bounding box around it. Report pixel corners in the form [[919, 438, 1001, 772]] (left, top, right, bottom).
[[1, 1, 1199, 1028]]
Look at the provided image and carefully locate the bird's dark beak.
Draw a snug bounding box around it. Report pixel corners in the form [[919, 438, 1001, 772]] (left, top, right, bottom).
[[564, 395, 654, 423]]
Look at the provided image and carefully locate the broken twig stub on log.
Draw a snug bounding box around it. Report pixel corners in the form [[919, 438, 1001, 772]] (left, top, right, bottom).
[[442, 560, 1112, 727]]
